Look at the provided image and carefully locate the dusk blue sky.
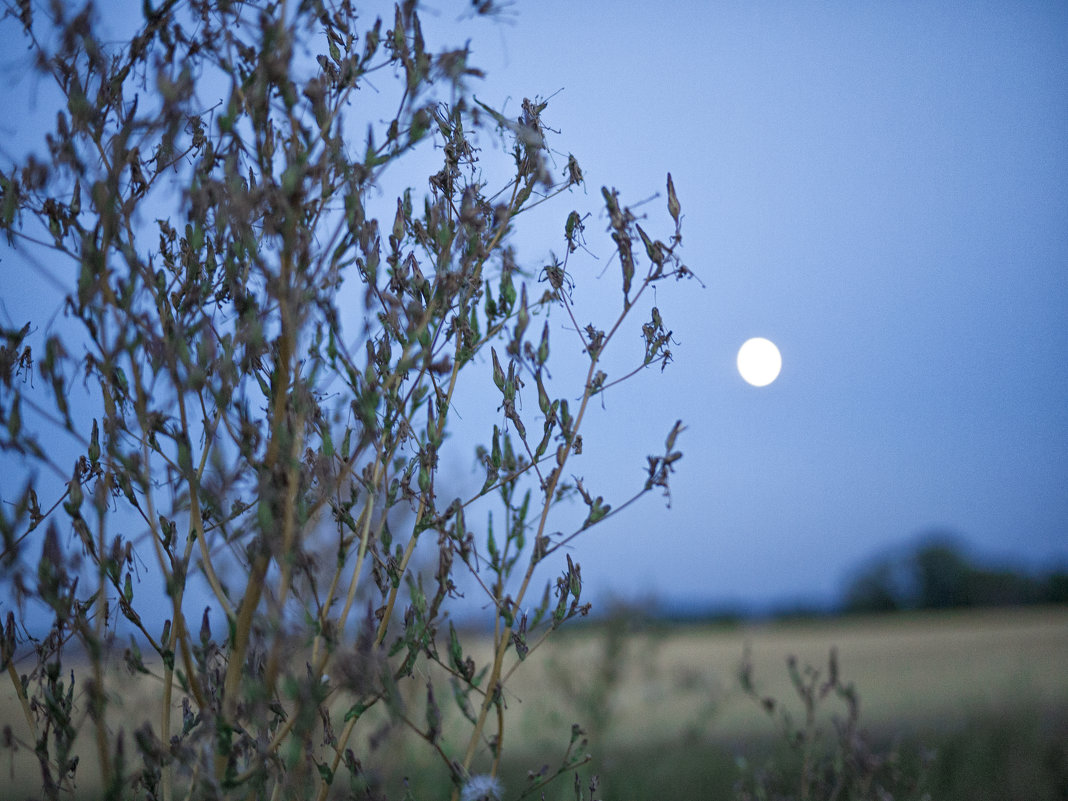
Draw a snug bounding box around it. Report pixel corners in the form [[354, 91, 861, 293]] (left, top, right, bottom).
[[430, 0, 1068, 609], [2, 2, 1066, 614]]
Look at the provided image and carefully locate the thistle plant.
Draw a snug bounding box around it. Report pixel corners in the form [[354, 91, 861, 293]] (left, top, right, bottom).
[[0, 2, 693, 799]]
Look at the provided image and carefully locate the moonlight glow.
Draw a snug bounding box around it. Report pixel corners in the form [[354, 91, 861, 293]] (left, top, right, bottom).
[[737, 338, 782, 387]]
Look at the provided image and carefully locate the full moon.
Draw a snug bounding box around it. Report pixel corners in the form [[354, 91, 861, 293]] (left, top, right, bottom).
[[737, 337, 782, 387]]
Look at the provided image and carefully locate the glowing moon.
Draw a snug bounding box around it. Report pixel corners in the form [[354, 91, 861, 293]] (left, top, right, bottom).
[[737, 338, 782, 387]]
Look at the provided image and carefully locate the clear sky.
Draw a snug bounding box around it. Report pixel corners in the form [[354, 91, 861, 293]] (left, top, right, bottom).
[[423, 0, 1068, 609], [2, 1, 1066, 614]]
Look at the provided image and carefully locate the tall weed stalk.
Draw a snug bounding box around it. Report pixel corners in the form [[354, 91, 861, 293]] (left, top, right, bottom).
[[0, 2, 693, 799]]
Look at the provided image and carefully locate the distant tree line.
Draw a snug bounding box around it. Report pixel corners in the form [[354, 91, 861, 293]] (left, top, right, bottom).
[[843, 536, 1068, 613]]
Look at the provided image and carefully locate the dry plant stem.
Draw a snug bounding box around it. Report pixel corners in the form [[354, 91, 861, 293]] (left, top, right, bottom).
[[319, 182, 526, 794], [543, 487, 648, 558], [296, 479, 387, 768], [261, 405, 308, 698], [189, 479, 235, 618], [265, 123, 311, 627], [373, 185, 518, 648], [314, 711, 360, 801], [87, 208, 127, 797], [229, 306, 370, 775], [132, 350, 220, 799], [92, 572, 111, 790], [312, 332, 419, 667], [217, 259, 297, 780], [332, 475, 380, 654], [177, 394, 235, 622], [458, 322, 604, 779], [279, 387, 389, 666], [374, 495, 425, 647], [310, 535, 349, 669], [216, 540, 269, 772], [129, 352, 179, 801], [317, 330, 486, 784], [5, 658, 37, 743], [491, 696, 506, 777], [156, 536, 183, 801], [309, 481, 377, 674], [0, 482, 71, 565], [458, 258, 666, 780]]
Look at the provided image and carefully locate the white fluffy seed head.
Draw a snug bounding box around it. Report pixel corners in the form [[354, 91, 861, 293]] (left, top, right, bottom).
[[460, 774, 503, 801]]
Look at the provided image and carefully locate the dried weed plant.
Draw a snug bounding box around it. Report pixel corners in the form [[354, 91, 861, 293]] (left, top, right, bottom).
[[0, 1, 692, 799]]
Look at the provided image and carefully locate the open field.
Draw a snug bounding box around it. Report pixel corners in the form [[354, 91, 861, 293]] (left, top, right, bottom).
[[3, 605, 1066, 799], [494, 605, 1068, 801], [504, 604, 1068, 745]]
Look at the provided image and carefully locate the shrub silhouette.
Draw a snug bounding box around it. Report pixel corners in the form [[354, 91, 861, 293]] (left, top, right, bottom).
[[843, 534, 1067, 613]]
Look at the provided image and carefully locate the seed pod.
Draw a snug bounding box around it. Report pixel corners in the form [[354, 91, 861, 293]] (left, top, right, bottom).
[[667, 172, 680, 224]]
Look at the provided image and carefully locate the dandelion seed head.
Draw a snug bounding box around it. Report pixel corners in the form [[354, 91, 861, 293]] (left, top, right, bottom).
[[460, 774, 503, 801]]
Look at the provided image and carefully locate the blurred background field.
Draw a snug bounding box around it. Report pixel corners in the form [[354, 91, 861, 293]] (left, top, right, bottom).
[[4, 605, 1066, 800], [513, 604, 1068, 737], [497, 604, 1068, 800]]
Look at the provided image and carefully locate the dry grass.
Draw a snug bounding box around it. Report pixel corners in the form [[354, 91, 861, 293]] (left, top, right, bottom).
[[502, 605, 1068, 750], [3, 606, 1065, 797]]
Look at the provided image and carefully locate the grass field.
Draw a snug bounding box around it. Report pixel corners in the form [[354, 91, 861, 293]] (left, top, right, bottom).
[[508, 604, 1068, 743], [496, 605, 1068, 800], [3, 605, 1066, 799]]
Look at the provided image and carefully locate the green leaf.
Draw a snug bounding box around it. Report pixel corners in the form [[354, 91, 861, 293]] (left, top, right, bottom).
[[487, 516, 497, 564], [665, 419, 684, 452], [317, 761, 334, 784], [88, 418, 100, 464], [490, 348, 505, 392], [344, 702, 368, 722], [536, 371, 551, 415], [64, 473, 83, 516], [499, 269, 516, 311], [565, 210, 582, 251], [490, 425, 501, 469], [448, 622, 464, 672], [511, 284, 529, 351], [514, 178, 534, 210], [667, 172, 680, 223], [177, 436, 193, 477], [537, 321, 550, 366], [425, 681, 441, 743], [637, 223, 662, 266]]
